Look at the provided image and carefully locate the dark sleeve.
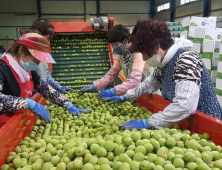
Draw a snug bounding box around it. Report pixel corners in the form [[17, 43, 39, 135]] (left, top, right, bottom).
[[31, 70, 41, 85], [34, 78, 69, 107], [174, 51, 202, 86]]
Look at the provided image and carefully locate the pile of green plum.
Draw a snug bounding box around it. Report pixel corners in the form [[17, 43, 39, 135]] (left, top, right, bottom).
[[1, 93, 222, 170]]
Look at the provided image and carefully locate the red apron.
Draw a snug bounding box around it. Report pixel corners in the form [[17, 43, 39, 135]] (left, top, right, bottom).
[[0, 58, 34, 124]]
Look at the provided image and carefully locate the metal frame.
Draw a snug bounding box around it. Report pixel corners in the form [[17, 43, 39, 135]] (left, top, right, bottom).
[[84, 0, 86, 21], [170, 0, 175, 22], [150, 0, 155, 19], [37, 0, 42, 18], [96, 0, 100, 17], [203, 0, 211, 17]]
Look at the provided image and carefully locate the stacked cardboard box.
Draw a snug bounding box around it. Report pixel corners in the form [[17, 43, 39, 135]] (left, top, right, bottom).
[[180, 16, 222, 86], [203, 28, 222, 85], [180, 16, 217, 39], [167, 21, 182, 37], [216, 45, 222, 106]]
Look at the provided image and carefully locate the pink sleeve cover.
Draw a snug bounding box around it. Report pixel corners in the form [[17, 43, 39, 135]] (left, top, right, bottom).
[[93, 67, 120, 90], [114, 70, 142, 96]]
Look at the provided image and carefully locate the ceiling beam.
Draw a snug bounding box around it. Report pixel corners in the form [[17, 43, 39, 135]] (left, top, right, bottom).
[[170, 0, 175, 22], [203, 0, 211, 17], [149, 0, 155, 19], [37, 0, 42, 18]]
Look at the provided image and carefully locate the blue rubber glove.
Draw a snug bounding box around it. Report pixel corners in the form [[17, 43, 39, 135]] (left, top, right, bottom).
[[118, 119, 153, 130], [59, 86, 73, 93], [26, 99, 51, 124], [100, 95, 127, 104], [78, 85, 96, 93], [66, 102, 90, 117], [97, 88, 116, 99]]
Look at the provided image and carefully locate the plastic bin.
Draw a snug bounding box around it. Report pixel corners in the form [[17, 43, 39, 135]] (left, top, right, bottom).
[[0, 93, 46, 167], [136, 94, 222, 146]]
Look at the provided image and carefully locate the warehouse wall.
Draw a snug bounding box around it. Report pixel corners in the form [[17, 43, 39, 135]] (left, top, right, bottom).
[[100, 1, 149, 26], [155, 11, 170, 22], [155, 0, 222, 22], [175, 0, 203, 21], [0, 0, 150, 49], [210, 0, 222, 17], [0, 0, 38, 48]]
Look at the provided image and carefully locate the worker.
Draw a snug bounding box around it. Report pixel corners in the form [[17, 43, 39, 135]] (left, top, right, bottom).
[[79, 24, 151, 98], [0, 33, 89, 123], [103, 19, 222, 129], [31, 18, 73, 93]]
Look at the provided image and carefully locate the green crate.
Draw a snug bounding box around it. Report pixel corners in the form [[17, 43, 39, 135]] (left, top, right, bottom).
[[51, 33, 114, 89]]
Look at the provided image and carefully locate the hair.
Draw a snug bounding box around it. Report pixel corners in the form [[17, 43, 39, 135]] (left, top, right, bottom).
[[31, 18, 55, 40], [7, 29, 41, 57], [106, 24, 130, 43], [129, 18, 174, 57], [20, 29, 40, 35], [6, 43, 30, 57]]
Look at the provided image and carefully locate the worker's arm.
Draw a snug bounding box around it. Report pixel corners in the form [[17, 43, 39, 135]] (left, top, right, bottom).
[[0, 78, 51, 123], [93, 55, 122, 90], [47, 72, 73, 93], [125, 67, 162, 101], [114, 53, 144, 96], [46, 71, 61, 90], [0, 79, 28, 114], [32, 71, 69, 107], [148, 51, 202, 129]]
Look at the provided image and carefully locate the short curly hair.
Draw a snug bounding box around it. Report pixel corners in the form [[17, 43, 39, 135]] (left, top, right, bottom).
[[129, 18, 174, 57], [106, 24, 130, 43]]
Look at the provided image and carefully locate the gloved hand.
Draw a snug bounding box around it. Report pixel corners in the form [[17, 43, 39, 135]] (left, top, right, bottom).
[[101, 95, 127, 104], [26, 99, 51, 123], [58, 86, 73, 93], [66, 102, 90, 117], [97, 88, 116, 99], [118, 119, 152, 130], [78, 85, 96, 93]]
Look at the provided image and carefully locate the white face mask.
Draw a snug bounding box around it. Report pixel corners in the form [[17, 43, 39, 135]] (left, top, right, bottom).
[[145, 54, 162, 67]]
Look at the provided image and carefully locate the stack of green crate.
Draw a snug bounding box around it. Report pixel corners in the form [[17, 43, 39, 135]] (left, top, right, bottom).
[[166, 21, 182, 37], [50, 33, 114, 92]]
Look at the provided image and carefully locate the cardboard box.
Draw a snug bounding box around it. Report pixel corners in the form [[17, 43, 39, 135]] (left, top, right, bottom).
[[204, 28, 222, 54], [204, 28, 222, 42], [180, 30, 188, 39], [216, 95, 222, 106], [209, 16, 222, 23], [216, 78, 222, 90], [217, 61, 222, 73], [189, 16, 216, 38], [214, 53, 220, 60], [218, 72, 222, 79], [219, 44, 222, 61], [202, 41, 215, 61], [212, 58, 219, 68], [211, 70, 217, 83], [193, 28, 206, 46], [180, 17, 191, 38], [216, 23, 222, 28], [174, 21, 181, 25], [191, 43, 201, 54], [202, 58, 212, 70]]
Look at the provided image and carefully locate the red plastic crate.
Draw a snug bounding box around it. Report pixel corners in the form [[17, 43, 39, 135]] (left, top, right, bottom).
[[0, 93, 46, 167], [136, 94, 222, 146]]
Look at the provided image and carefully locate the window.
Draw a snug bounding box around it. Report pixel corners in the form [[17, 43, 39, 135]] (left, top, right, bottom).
[[181, 0, 197, 5], [157, 2, 170, 12]]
